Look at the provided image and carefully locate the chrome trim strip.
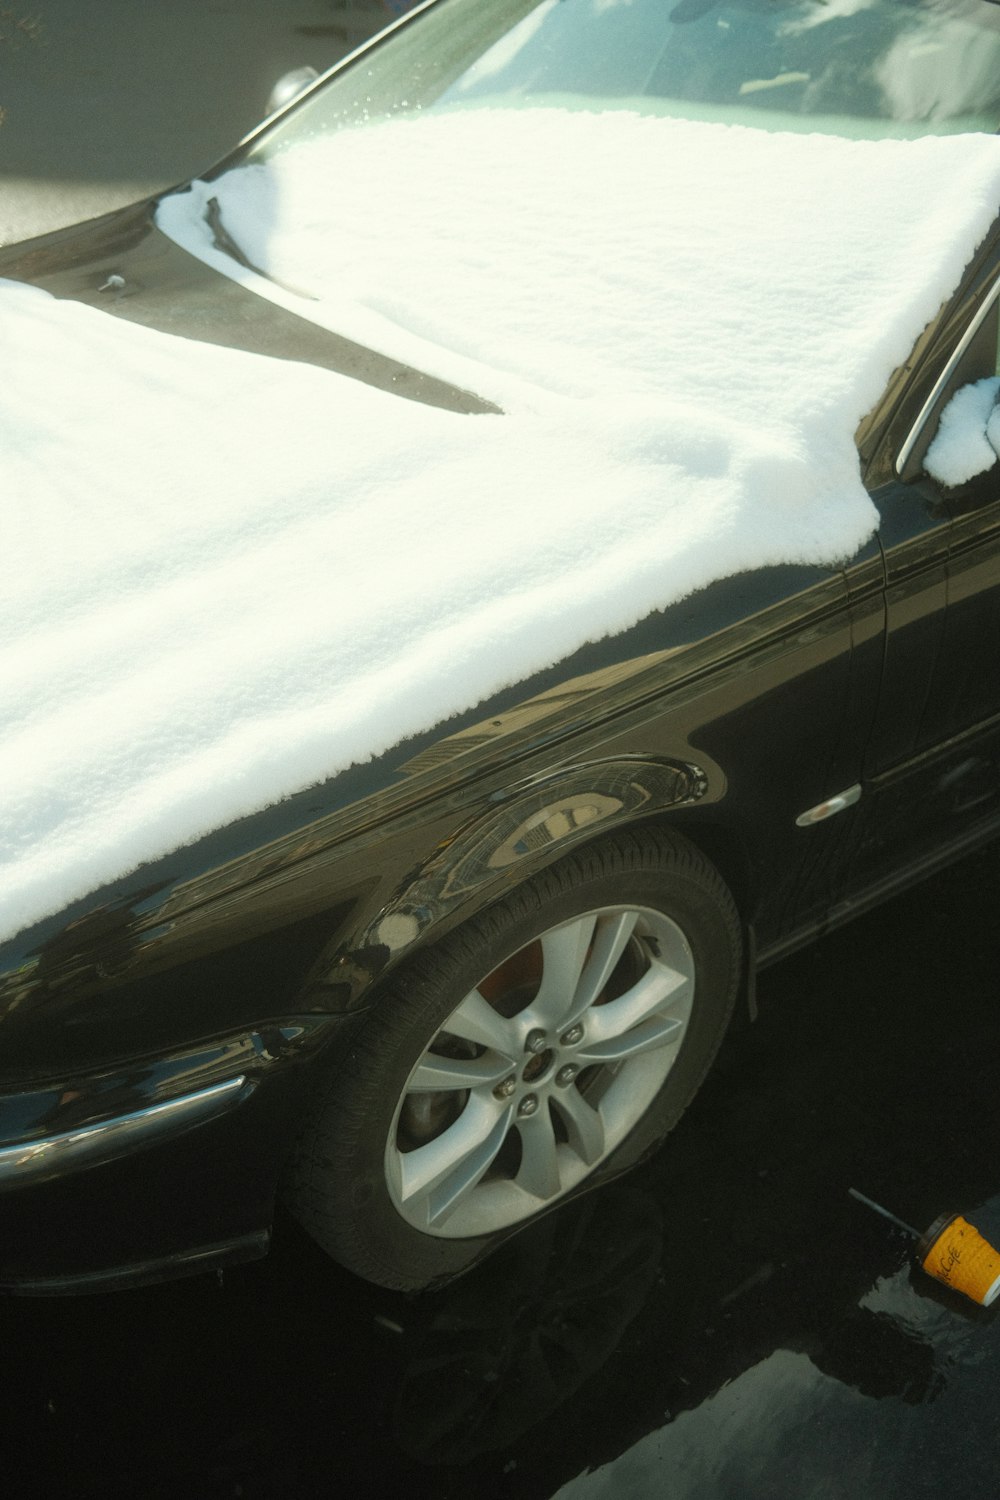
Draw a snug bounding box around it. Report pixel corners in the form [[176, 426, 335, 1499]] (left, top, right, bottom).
[[236, 0, 442, 145], [796, 783, 862, 828], [0, 1075, 249, 1186], [896, 276, 1000, 477]]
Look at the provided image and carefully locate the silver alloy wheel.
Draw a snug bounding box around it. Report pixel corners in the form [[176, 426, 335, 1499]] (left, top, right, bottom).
[[385, 904, 696, 1238]]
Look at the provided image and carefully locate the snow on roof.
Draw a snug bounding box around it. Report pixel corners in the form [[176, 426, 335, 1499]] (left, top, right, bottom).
[[4, 109, 1000, 945]]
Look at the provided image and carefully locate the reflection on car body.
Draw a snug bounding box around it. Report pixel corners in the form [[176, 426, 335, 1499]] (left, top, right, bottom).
[[1, 0, 999, 1294]]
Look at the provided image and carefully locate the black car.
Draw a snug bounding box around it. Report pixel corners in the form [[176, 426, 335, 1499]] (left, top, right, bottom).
[[2, 0, 1000, 1294]]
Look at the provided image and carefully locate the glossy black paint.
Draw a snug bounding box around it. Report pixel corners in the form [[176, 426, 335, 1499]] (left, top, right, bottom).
[[2, 104, 999, 1290]]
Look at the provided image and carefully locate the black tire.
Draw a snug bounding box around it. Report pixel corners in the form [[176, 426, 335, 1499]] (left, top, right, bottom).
[[284, 826, 741, 1290]]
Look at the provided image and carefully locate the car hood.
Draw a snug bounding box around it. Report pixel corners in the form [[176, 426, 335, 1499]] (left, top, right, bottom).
[[2, 115, 997, 990]]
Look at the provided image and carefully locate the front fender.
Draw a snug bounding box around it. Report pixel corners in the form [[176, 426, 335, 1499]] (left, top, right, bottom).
[[301, 755, 709, 1010]]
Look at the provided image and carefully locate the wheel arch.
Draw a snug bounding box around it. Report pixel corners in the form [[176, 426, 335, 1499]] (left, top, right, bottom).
[[299, 754, 753, 1012]]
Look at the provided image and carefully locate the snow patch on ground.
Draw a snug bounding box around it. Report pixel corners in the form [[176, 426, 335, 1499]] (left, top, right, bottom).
[[5, 109, 1000, 944]]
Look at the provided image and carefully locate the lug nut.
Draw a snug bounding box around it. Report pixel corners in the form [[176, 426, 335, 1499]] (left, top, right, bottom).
[[556, 1064, 579, 1087], [525, 1029, 548, 1055], [561, 1024, 584, 1046], [517, 1094, 539, 1118], [494, 1076, 517, 1100]]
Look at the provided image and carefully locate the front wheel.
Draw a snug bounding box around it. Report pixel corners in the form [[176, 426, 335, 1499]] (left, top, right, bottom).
[[285, 827, 741, 1289]]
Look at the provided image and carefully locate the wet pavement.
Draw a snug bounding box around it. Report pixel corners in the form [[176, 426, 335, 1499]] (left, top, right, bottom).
[[4, 842, 1000, 1498]]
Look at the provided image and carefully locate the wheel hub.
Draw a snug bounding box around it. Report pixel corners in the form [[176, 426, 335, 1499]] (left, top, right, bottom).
[[521, 1047, 555, 1084]]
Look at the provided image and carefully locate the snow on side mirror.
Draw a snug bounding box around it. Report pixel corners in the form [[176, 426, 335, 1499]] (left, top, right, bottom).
[[266, 66, 320, 119], [924, 376, 1000, 486]]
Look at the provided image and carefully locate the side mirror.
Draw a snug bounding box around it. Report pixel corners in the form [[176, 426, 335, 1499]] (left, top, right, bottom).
[[266, 65, 320, 118], [924, 376, 1000, 487]]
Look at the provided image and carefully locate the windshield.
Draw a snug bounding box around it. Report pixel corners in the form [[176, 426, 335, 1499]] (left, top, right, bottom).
[[154, 0, 1000, 415], [242, 0, 1000, 156]]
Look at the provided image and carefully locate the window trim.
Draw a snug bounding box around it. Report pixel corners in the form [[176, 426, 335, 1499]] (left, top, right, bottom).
[[896, 273, 1000, 478]]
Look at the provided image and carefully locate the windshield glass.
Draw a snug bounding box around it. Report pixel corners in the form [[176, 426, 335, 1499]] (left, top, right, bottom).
[[154, 0, 1000, 414], [242, 0, 1000, 156]]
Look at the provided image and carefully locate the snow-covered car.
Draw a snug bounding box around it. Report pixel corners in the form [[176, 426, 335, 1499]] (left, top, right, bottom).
[[2, 0, 1000, 1293]]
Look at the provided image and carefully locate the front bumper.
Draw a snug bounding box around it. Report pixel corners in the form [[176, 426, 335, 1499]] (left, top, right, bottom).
[[0, 1014, 350, 1293]]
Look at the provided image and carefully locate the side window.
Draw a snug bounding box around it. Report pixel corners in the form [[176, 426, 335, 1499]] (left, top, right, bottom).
[[896, 278, 1000, 486]]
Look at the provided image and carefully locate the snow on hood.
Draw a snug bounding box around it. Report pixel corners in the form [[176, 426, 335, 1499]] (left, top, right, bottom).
[[4, 110, 1000, 945]]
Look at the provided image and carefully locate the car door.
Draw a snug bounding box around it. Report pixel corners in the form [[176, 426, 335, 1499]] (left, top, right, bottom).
[[857, 227, 1000, 877]]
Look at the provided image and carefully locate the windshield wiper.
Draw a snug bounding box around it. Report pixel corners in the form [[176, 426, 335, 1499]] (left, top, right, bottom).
[[204, 195, 318, 301], [205, 195, 258, 271]]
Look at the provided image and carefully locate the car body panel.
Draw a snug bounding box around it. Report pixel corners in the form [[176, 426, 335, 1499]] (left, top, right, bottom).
[[3, 0, 1000, 1289]]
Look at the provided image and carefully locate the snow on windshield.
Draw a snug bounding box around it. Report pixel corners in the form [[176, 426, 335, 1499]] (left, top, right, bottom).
[[4, 110, 1000, 945], [159, 111, 1000, 417]]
